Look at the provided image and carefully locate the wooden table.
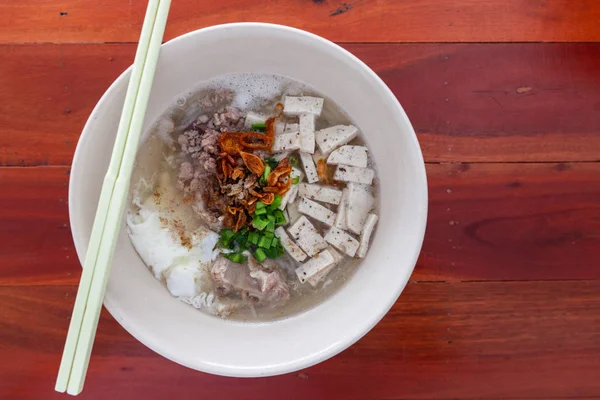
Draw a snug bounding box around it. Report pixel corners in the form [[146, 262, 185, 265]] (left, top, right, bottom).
[[1, 1, 600, 399]]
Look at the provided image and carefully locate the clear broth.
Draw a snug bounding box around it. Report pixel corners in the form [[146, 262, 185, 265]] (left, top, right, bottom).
[[128, 73, 378, 321]]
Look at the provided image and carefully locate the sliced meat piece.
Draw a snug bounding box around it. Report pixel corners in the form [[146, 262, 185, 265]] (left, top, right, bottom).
[[324, 226, 360, 257], [275, 227, 308, 263], [357, 213, 379, 258], [299, 113, 316, 153], [298, 197, 337, 227], [288, 215, 316, 240], [333, 164, 375, 185], [247, 258, 291, 302], [211, 256, 290, 305], [326, 145, 368, 168], [288, 216, 328, 257], [295, 249, 336, 283], [300, 152, 319, 183], [315, 125, 358, 156], [334, 188, 349, 230], [211, 256, 254, 296], [298, 183, 342, 205], [297, 230, 329, 257], [345, 183, 374, 235], [272, 131, 301, 152], [283, 96, 324, 116], [306, 247, 344, 287]]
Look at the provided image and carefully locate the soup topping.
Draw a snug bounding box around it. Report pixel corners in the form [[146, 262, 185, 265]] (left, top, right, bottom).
[[127, 81, 380, 319]]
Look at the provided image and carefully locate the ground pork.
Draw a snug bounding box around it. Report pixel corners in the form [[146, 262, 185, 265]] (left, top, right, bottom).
[[176, 105, 245, 226], [198, 88, 233, 109]]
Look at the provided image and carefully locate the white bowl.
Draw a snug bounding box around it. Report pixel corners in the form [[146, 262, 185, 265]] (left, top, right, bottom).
[[69, 23, 427, 377]]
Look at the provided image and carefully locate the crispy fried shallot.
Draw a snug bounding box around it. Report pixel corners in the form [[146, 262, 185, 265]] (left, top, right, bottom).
[[249, 188, 262, 198], [317, 158, 329, 184], [259, 192, 275, 205], [218, 132, 245, 155], [227, 206, 243, 215], [234, 211, 246, 232], [276, 178, 292, 195], [220, 159, 231, 179], [239, 132, 272, 150], [267, 158, 292, 187], [209, 103, 293, 231], [219, 151, 236, 165], [239, 151, 265, 175], [274, 102, 284, 116], [231, 167, 245, 180]]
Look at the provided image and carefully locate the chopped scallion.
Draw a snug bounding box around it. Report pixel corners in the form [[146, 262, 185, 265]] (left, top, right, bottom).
[[254, 207, 267, 216], [220, 228, 235, 242], [260, 165, 271, 185], [265, 158, 279, 169], [248, 231, 260, 245], [218, 228, 237, 248], [264, 245, 278, 259], [223, 252, 247, 264], [254, 248, 267, 262], [264, 243, 284, 259], [258, 236, 272, 249], [265, 221, 275, 233], [274, 210, 286, 225], [251, 123, 266, 132], [268, 194, 282, 211], [252, 218, 269, 231]]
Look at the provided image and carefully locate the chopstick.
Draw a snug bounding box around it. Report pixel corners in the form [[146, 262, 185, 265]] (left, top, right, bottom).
[[55, 0, 172, 395]]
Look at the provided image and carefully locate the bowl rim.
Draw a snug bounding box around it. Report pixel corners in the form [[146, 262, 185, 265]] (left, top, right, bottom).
[[69, 22, 428, 377]]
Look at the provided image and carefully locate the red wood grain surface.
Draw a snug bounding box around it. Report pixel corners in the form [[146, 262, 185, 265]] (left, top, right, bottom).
[[2, 43, 600, 166], [2, 163, 599, 286], [1, 0, 600, 398], [0, 167, 73, 286], [1, 282, 599, 399], [2, 0, 600, 44]]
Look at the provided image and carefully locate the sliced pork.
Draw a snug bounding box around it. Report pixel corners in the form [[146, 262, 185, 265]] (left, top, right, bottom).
[[211, 256, 290, 306]]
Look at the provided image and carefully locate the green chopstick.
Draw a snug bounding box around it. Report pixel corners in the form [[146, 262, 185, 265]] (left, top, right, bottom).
[[55, 0, 172, 395]]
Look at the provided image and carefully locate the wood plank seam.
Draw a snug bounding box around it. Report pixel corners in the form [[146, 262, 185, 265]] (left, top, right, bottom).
[[2, 0, 600, 43], [3, 43, 600, 165]]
